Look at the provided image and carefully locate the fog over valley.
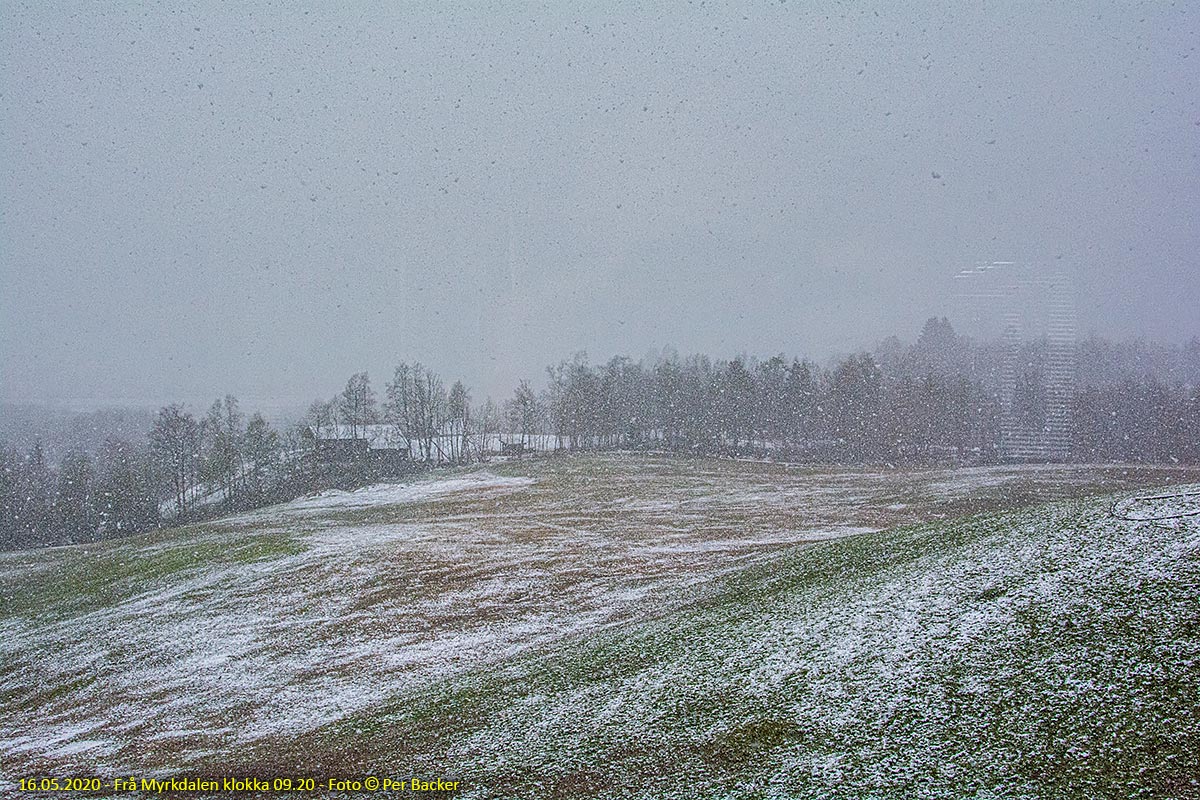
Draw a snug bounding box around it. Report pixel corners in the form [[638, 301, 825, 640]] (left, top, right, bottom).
[[2, 3, 1198, 407]]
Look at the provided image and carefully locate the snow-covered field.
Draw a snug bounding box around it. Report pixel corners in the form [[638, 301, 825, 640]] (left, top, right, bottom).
[[378, 479, 1200, 799], [1, 455, 1197, 796]]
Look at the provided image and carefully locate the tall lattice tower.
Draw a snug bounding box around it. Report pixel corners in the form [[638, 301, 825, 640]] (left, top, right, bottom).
[[954, 262, 1077, 462]]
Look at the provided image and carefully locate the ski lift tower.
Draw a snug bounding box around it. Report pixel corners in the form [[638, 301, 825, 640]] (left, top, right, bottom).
[[953, 261, 1077, 462]]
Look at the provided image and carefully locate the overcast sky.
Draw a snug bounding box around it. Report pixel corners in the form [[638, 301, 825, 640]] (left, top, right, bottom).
[[2, 2, 1197, 411]]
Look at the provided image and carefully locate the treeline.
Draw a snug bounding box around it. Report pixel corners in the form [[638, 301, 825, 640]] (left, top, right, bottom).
[[149, 396, 288, 520], [535, 348, 1198, 464], [0, 396, 290, 550], [1, 320, 1198, 551], [529, 320, 1199, 463], [0, 368, 509, 549], [306, 364, 480, 462], [290, 320, 1198, 467], [304, 362, 541, 462], [0, 438, 157, 550]]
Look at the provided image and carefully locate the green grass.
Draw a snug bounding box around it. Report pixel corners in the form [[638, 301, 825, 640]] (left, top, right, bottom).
[[0, 525, 307, 621], [3, 455, 1199, 798], [237, 497, 1200, 799]]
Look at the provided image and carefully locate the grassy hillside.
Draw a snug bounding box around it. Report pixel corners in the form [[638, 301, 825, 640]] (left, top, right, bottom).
[[237, 487, 1200, 799], [1, 456, 1198, 798]]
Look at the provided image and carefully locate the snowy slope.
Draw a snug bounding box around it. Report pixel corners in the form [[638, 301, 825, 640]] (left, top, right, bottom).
[[265, 484, 1200, 799], [1, 456, 1197, 797]]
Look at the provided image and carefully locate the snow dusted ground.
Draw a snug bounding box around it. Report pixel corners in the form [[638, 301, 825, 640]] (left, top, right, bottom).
[[262, 477, 1200, 799], [237, 472, 537, 518], [1, 455, 1197, 793]]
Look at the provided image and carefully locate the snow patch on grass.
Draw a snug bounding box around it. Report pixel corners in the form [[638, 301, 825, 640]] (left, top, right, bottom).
[[248, 472, 537, 518], [3, 458, 1196, 783], [417, 485, 1200, 798]]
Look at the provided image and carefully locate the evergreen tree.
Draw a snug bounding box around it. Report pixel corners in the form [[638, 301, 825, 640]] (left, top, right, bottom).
[[56, 448, 97, 543], [243, 413, 280, 500], [95, 438, 158, 537], [0, 444, 20, 550], [16, 442, 54, 548]]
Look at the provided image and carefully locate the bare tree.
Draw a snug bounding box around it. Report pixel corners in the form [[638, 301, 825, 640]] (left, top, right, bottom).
[[414, 364, 447, 463], [202, 395, 245, 508], [447, 381, 471, 463], [470, 399, 501, 460], [385, 363, 416, 457], [506, 380, 541, 453], [339, 372, 377, 439], [149, 404, 200, 518], [305, 398, 336, 439], [386, 363, 446, 463]]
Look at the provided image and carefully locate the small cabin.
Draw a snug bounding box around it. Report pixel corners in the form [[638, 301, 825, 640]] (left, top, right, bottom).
[[313, 436, 369, 460], [303, 424, 412, 476]]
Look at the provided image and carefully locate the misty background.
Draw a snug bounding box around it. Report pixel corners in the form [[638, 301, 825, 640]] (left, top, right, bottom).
[[2, 2, 1198, 412]]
